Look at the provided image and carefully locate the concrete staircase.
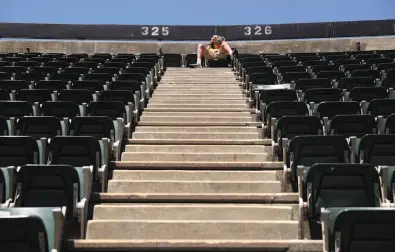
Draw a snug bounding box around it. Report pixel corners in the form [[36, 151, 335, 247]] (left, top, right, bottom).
[[73, 68, 322, 251]]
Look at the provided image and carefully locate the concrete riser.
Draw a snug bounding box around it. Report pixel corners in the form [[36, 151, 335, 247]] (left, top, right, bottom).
[[107, 181, 282, 194], [112, 170, 279, 181], [134, 127, 260, 133], [142, 112, 251, 117], [148, 101, 247, 105], [147, 104, 248, 109], [121, 152, 268, 162], [125, 144, 267, 152], [86, 220, 299, 240], [132, 132, 259, 140], [139, 117, 253, 123], [93, 204, 293, 220]]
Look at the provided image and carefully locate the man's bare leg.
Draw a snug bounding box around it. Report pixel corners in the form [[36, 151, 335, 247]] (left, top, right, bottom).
[[220, 41, 233, 55]]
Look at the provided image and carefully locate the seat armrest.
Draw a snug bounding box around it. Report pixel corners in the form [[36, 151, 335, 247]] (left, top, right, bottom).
[[76, 198, 88, 238], [113, 140, 121, 161], [98, 165, 108, 192]]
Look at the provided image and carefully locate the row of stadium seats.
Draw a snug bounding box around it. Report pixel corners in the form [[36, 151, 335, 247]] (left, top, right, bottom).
[[233, 51, 395, 250], [0, 51, 167, 251]]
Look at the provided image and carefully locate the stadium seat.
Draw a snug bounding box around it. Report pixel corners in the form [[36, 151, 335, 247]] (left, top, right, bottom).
[[348, 87, 388, 109], [264, 101, 309, 138], [366, 58, 393, 67], [303, 60, 327, 67], [164, 54, 182, 68], [273, 115, 322, 161], [377, 63, 395, 72], [0, 116, 9, 135], [321, 208, 395, 252], [243, 66, 273, 85], [311, 65, 339, 74], [44, 61, 70, 69], [281, 72, 311, 83], [102, 62, 127, 69], [93, 67, 120, 75], [343, 64, 371, 73], [337, 77, 376, 91], [63, 67, 90, 75], [0, 207, 65, 251], [16, 89, 52, 105], [358, 134, 395, 166], [351, 69, 380, 79], [271, 60, 297, 69], [0, 101, 34, 132], [100, 90, 138, 125], [92, 53, 112, 60], [52, 72, 81, 83], [74, 61, 98, 69], [109, 80, 143, 110], [84, 73, 113, 83], [255, 89, 297, 117], [185, 54, 199, 67], [294, 78, 332, 93], [40, 101, 80, 134], [277, 66, 306, 74], [366, 99, 395, 133], [316, 70, 346, 81], [0, 136, 39, 166], [36, 80, 68, 92], [0, 89, 9, 101], [13, 164, 88, 236], [334, 59, 360, 66], [15, 60, 40, 68], [87, 101, 131, 139], [48, 136, 108, 192], [285, 135, 350, 191], [58, 89, 93, 105], [0, 80, 31, 92], [329, 114, 376, 138], [299, 163, 381, 239], [69, 53, 88, 60], [73, 80, 105, 94]]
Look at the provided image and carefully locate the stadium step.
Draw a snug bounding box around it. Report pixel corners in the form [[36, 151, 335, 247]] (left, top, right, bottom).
[[92, 204, 293, 220], [112, 170, 279, 181], [81, 68, 304, 250]]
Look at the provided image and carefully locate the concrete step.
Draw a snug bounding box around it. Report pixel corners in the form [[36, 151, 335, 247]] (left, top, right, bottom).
[[142, 112, 251, 117], [128, 138, 268, 145], [139, 116, 253, 123], [112, 170, 278, 181], [143, 108, 254, 112], [93, 204, 293, 220], [154, 90, 242, 93], [107, 180, 282, 194], [148, 100, 247, 105], [159, 82, 238, 85], [134, 127, 259, 133], [132, 132, 259, 140], [150, 97, 247, 101], [86, 220, 299, 240], [147, 104, 248, 109], [71, 239, 323, 251], [124, 144, 269, 153], [121, 152, 268, 162]]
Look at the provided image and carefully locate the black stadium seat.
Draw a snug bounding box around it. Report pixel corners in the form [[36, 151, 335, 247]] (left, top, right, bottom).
[[58, 89, 93, 104], [0, 136, 39, 166], [286, 135, 350, 191], [164, 54, 182, 68]]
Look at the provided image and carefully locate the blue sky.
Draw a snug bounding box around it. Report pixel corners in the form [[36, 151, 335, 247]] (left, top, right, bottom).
[[1, 0, 394, 25]]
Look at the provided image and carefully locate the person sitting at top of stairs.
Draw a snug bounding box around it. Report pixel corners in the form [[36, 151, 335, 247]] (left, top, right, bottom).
[[195, 35, 234, 66]]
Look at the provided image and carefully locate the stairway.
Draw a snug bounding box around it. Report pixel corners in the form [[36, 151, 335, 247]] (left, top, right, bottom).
[[74, 68, 322, 251]]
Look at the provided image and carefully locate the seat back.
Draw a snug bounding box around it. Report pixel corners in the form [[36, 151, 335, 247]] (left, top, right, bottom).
[[367, 99, 395, 118], [326, 208, 395, 252], [87, 101, 126, 120], [288, 135, 349, 184], [349, 87, 387, 102], [0, 215, 48, 252], [70, 116, 114, 140], [36, 80, 68, 92], [16, 89, 52, 104], [0, 136, 39, 166], [305, 164, 381, 218], [294, 78, 331, 91], [15, 164, 78, 221], [0, 80, 30, 92], [16, 116, 62, 140], [164, 54, 182, 67], [0, 101, 33, 119], [259, 89, 297, 104], [330, 115, 376, 138], [48, 136, 100, 177], [359, 134, 395, 166], [100, 90, 134, 104], [41, 101, 80, 119], [0, 117, 8, 135], [276, 116, 322, 141], [110, 80, 141, 93], [58, 89, 93, 104], [316, 101, 360, 119]]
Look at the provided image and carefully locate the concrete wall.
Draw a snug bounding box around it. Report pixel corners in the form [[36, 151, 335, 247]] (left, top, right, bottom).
[[1, 36, 395, 55]]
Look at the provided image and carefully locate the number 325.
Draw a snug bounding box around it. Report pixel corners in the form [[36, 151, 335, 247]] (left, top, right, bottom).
[[141, 26, 170, 36]]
